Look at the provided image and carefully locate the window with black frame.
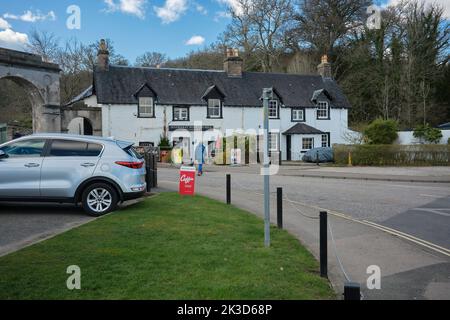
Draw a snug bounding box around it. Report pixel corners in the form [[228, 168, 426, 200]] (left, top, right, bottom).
[[302, 137, 314, 150], [292, 108, 305, 122], [321, 134, 329, 147], [207, 99, 222, 118], [268, 100, 279, 119], [173, 106, 189, 121], [317, 101, 329, 119], [138, 97, 154, 118]]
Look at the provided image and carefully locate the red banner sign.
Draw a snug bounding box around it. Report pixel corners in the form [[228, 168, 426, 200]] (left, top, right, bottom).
[[179, 166, 196, 196]]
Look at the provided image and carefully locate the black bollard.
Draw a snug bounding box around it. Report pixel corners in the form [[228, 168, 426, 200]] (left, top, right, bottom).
[[344, 282, 361, 300], [320, 211, 328, 278], [277, 188, 283, 229], [226, 174, 231, 205]]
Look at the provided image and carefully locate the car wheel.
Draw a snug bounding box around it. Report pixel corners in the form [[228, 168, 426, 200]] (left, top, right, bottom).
[[82, 183, 118, 216]]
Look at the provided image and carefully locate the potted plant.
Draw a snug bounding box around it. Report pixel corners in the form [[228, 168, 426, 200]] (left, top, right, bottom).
[[158, 135, 172, 163]]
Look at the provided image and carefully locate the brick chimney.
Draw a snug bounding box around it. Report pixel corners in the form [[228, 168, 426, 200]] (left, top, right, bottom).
[[97, 39, 109, 71], [224, 48, 243, 78], [317, 54, 332, 79]]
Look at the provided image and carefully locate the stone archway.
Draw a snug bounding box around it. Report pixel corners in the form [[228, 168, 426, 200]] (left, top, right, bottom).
[[0, 48, 61, 133], [67, 116, 94, 136], [60, 105, 102, 136]]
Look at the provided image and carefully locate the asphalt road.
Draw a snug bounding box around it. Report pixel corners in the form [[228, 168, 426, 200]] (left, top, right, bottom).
[[159, 166, 450, 299], [188, 167, 450, 249]]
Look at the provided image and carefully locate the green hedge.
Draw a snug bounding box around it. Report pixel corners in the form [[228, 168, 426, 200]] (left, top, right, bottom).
[[334, 144, 450, 166]]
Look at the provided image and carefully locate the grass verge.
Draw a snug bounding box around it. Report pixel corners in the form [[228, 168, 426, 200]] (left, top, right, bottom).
[[0, 193, 334, 300]]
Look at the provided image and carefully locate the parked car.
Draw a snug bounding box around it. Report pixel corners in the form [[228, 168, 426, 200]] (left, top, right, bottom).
[[302, 147, 334, 163], [0, 134, 146, 216]]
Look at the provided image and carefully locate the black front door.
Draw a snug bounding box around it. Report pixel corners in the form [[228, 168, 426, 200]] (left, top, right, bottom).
[[286, 135, 291, 161]]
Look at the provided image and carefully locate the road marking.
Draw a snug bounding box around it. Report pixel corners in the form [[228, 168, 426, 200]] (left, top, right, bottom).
[[411, 208, 450, 217], [256, 191, 450, 257], [361, 221, 450, 256], [420, 194, 444, 198], [160, 179, 450, 257]]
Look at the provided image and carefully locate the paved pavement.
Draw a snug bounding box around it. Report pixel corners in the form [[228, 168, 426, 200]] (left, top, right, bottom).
[[163, 163, 450, 183], [159, 166, 450, 300], [0, 203, 93, 257]]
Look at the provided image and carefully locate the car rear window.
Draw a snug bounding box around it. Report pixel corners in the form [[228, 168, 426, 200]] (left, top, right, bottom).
[[124, 146, 143, 159], [49, 140, 103, 157]]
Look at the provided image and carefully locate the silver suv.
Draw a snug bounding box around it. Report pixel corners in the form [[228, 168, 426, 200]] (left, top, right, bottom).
[[0, 134, 146, 216]]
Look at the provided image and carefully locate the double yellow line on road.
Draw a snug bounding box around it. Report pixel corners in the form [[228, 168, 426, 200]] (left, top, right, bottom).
[[322, 209, 450, 257]]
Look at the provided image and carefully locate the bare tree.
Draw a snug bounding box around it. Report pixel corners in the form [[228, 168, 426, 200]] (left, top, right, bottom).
[[82, 39, 129, 71], [135, 52, 168, 67], [223, 0, 295, 72], [26, 29, 60, 62], [293, 0, 371, 57]]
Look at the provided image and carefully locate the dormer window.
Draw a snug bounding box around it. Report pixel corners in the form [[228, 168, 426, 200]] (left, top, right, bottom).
[[207, 99, 222, 118], [268, 100, 279, 119], [138, 97, 154, 118], [317, 101, 329, 120], [134, 83, 157, 118]]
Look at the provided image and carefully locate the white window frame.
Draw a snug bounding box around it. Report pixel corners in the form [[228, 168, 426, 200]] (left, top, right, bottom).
[[173, 106, 189, 121], [138, 97, 154, 118], [302, 137, 314, 150], [317, 101, 329, 119], [268, 133, 279, 151], [208, 99, 222, 118], [321, 134, 329, 147], [292, 108, 304, 122]]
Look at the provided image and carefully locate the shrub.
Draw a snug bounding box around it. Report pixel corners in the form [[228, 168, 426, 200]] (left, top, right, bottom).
[[363, 119, 398, 145], [334, 144, 450, 166], [413, 124, 443, 144], [158, 135, 171, 148]]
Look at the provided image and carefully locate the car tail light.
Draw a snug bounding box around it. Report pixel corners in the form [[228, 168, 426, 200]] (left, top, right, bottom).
[[115, 161, 144, 169]]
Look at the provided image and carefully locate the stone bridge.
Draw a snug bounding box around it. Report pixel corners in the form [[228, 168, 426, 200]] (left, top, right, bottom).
[[0, 47, 101, 135]]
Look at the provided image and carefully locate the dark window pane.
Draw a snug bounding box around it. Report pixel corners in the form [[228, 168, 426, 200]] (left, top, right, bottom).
[[49, 140, 90, 157], [1, 139, 46, 158], [86, 143, 103, 156]]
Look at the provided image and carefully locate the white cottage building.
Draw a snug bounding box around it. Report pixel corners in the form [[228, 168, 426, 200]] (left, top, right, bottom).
[[71, 43, 353, 162]]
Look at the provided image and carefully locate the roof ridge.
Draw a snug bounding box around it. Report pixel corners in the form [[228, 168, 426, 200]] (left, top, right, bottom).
[[108, 64, 325, 78]]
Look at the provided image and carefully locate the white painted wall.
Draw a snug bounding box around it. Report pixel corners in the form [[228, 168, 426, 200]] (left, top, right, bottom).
[[90, 96, 351, 161], [286, 134, 326, 161], [67, 117, 85, 135], [397, 130, 450, 145]]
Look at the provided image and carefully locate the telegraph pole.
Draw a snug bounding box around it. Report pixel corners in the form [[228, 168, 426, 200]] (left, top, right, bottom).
[[262, 88, 272, 247]]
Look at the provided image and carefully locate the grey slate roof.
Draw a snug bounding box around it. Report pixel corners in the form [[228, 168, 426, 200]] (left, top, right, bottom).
[[65, 85, 93, 106], [283, 123, 325, 135], [90, 65, 351, 108]]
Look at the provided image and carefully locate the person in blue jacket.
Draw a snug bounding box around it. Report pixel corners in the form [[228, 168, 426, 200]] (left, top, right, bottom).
[[195, 143, 206, 176]]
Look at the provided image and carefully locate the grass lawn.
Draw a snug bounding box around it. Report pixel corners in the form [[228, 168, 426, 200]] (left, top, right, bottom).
[[0, 193, 334, 300]]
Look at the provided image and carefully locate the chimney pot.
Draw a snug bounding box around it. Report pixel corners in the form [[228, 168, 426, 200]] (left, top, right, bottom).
[[224, 47, 243, 78], [97, 39, 110, 71], [317, 54, 332, 79]]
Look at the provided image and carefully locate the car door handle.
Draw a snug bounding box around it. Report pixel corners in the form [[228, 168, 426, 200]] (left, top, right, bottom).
[[24, 163, 40, 168], [81, 163, 96, 167]]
